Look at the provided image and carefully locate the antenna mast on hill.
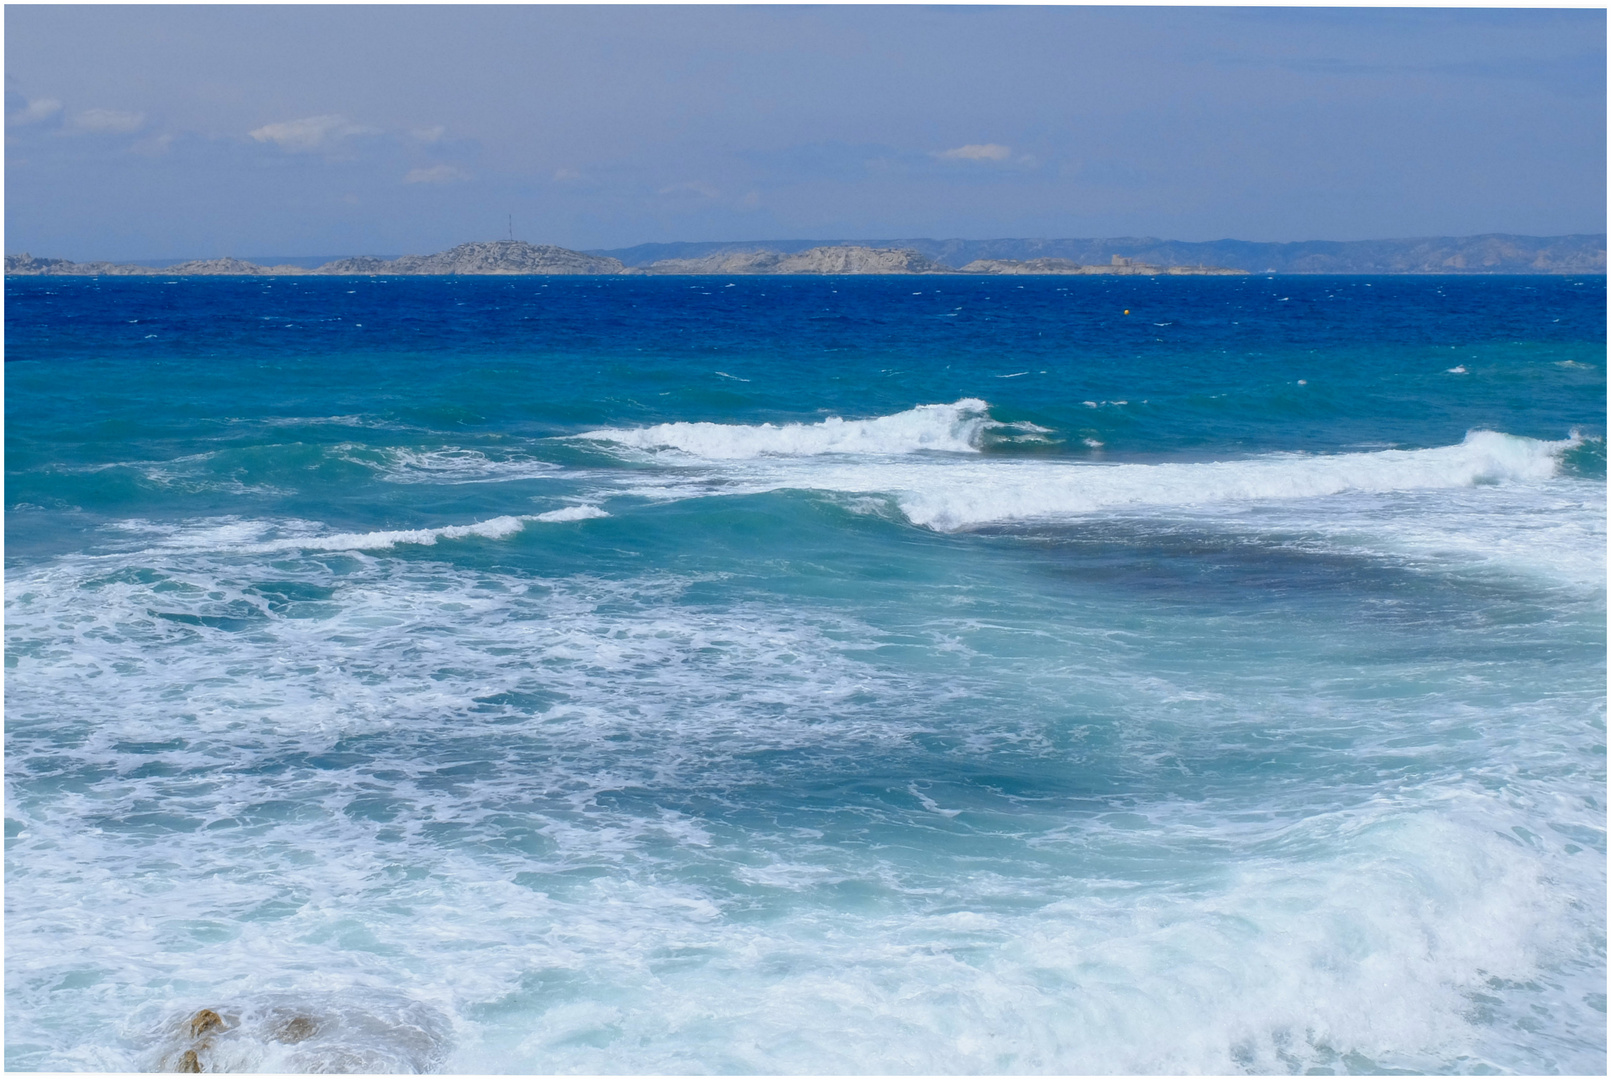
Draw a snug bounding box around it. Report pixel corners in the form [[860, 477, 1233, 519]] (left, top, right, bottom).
[[508, 214, 513, 243]]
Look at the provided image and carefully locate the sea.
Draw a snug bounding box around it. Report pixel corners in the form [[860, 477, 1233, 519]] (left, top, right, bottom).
[[4, 272, 1605, 1074]]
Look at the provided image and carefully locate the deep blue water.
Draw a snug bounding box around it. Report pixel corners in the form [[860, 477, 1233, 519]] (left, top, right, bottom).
[[5, 274, 1606, 1073]]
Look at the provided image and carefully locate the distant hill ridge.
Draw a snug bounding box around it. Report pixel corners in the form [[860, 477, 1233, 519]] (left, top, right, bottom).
[[2, 241, 1232, 277], [3, 242, 625, 277], [6, 233, 1604, 276], [593, 233, 1606, 274]]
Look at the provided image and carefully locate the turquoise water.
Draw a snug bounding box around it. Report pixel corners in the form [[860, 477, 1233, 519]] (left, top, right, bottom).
[[5, 274, 1606, 1073]]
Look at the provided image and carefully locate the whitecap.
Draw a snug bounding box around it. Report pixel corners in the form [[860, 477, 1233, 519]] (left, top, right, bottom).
[[573, 399, 996, 458], [890, 430, 1579, 531], [536, 505, 610, 522], [103, 514, 538, 555], [609, 430, 1581, 533]]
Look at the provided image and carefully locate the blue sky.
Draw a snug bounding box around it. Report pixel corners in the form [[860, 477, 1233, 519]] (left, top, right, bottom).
[[5, 5, 1605, 260]]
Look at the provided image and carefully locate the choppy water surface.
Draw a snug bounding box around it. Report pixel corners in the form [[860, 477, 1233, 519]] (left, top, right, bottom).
[[6, 274, 1605, 1073]]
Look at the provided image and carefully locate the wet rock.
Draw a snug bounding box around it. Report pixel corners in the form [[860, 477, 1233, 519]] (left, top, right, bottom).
[[271, 1015, 319, 1044], [176, 1049, 202, 1072], [189, 1009, 223, 1039]]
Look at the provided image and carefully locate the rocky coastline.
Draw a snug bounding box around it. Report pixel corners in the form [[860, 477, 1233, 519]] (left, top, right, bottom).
[[3, 241, 1246, 277], [3, 242, 627, 277], [957, 256, 1246, 275], [9, 232, 1603, 276]]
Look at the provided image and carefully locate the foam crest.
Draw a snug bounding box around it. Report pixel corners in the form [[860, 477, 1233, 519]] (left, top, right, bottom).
[[607, 429, 1576, 532], [535, 504, 610, 522], [107, 511, 606, 555], [269, 515, 535, 551], [895, 429, 1578, 530], [575, 398, 995, 458]]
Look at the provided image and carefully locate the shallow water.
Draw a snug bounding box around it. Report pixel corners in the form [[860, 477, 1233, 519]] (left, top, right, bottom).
[[5, 274, 1605, 1073]]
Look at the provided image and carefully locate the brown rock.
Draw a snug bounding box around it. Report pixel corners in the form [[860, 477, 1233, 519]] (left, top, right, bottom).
[[189, 1009, 223, 1039], [176, 1049, 202, 1073]]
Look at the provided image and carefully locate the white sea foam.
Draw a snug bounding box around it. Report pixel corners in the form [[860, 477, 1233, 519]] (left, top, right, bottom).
[[886, 429, 1577, 530], [582, 428, 1599, 591], [575, 398, 996, 458], [6, 403, 1602, 1072], [5, 543, 1603, 1073], [578, 404, 1580, 536], [273, 515, 536, 550], [234, 515, 534, 552], [606, 428, 1579, 532], [100, 512, 609, 555], [1238, 480, 1608, 590], [535, 504, 610, 522], [365, 447, 563, 485]]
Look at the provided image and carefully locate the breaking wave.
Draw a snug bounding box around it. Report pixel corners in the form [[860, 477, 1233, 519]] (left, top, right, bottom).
[[601, 423, 1582, 533], [575, 398, 999, 458], [887, 429, 1581, 530], [105, 510, 607, 555]]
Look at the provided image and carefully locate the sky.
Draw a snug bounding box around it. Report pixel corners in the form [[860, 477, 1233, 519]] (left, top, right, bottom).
[[4, 5, 1606, 260]]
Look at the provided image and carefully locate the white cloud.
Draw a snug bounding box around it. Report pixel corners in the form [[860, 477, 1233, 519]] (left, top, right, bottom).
[[249, 114, 368, 151], [8, 98, 62, 126], [658, 181, 720, 198], [934, 143, 1012, 162], [410, 125, 445, 143], [70, 108, 145, 134], [403, 164, 470, 184]]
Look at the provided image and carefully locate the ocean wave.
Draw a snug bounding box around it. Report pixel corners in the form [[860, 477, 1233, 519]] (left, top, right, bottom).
[[535, 504, 611, 522], [6, 546, 1603, 1073], [605, 429, 1578, 531], [275, 516, 535, 551], [574, 398, 997, 458], [363, 447, 563, 485], [103, 511, 605, 555], [889, 430, 1580, 530]]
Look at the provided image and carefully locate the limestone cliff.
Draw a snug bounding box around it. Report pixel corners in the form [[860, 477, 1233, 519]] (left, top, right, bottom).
[[595, 234, 1607, 274], [359, 241, 625, 275], [5, 241, 623, 277], [774, 246, 949, 274], [959, 257, 1248, 275], [635, 249, 788, 274], [165, 257, 311, 275], [4, 253, 308, 276], [640, 245, 951, 275]]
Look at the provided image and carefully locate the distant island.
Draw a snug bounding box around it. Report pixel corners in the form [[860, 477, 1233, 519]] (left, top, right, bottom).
[[6, 233, 1605, 277], [3, 242, 1245, 277], [596, 233, 1607, 274], [4, 243, 624, 278]]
